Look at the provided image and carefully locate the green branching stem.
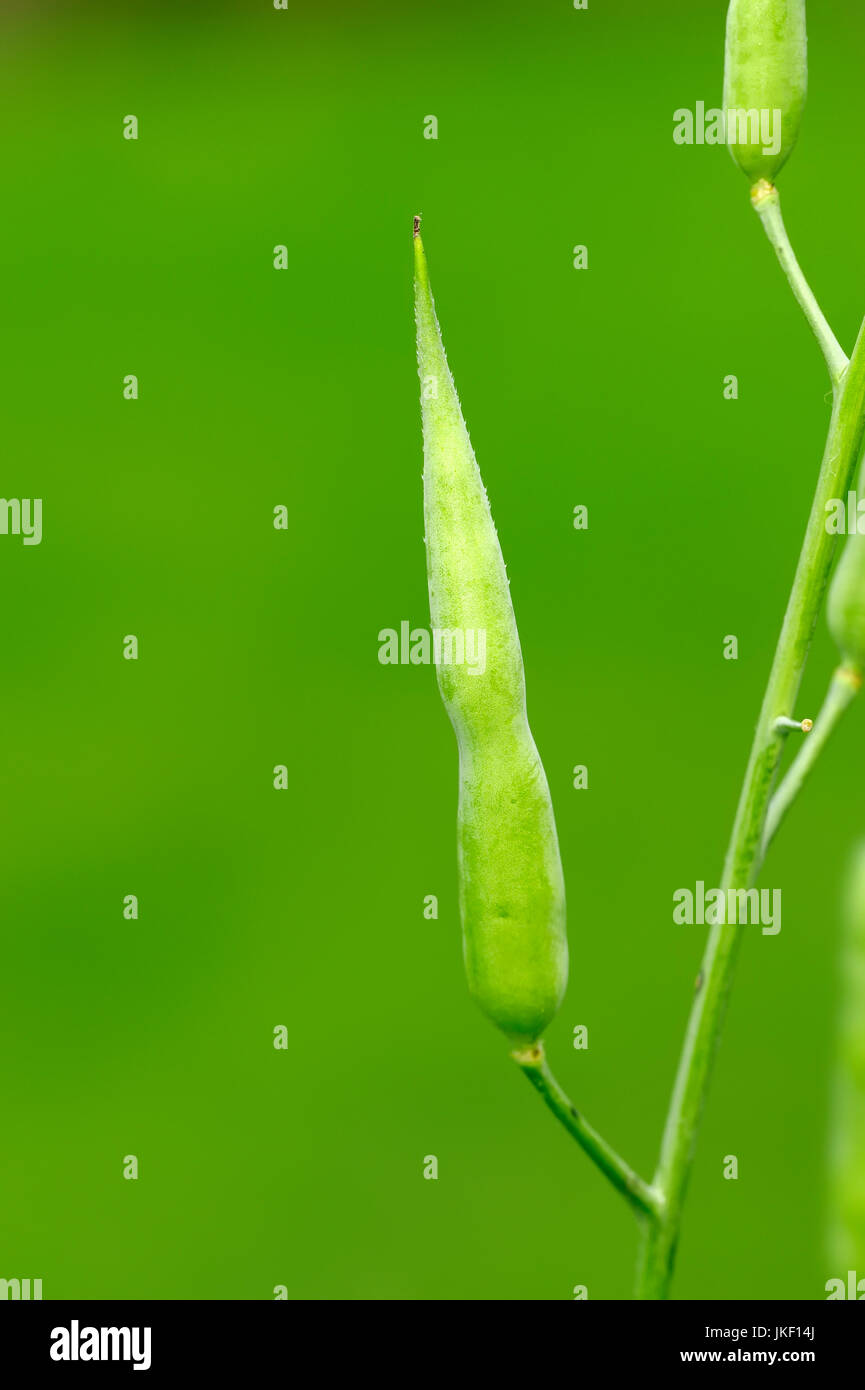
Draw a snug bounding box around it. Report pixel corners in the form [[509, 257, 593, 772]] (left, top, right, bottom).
[[751, 180, 849, 387], [513, 191, 865, 1298], [634, 301, 865, 1299], [762, 665, 862, 854], [513, 1044, 662, 1221]]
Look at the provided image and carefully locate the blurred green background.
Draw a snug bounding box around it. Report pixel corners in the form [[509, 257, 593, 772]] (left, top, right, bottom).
[[2, 0, 864, 1300]]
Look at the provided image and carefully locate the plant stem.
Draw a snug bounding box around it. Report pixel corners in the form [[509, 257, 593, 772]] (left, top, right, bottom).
[[827, 842, 865, 1273], [513, 1043, 662, 1220], [751, 180, 849, 387], [762, 665, 862, 854], [635, 310, 865, 1300]]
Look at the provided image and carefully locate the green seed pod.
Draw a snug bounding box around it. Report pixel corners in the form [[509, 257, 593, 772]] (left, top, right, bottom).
[[723, 0, 807, 183], [827, 499, 865, 674], [827, 843, 865, 1274], [413, 218, 567, 1046]]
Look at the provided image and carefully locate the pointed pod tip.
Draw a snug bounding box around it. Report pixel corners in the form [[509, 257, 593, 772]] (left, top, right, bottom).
[[413, 217, 428, 287]]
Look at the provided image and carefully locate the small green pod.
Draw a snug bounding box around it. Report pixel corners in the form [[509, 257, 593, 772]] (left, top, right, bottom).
[[723, 0, 807, 183], [413, 219, 567, 1046], [827, 490, 865, 673], [827, 843, 865, 1274]]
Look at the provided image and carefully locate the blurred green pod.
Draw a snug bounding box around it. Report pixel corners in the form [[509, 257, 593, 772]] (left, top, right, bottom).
[[827, 843, 865, 1275], [827, 484, 865, 674], [413, 218, 567, 1046], [723, 0, 807, 183]]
